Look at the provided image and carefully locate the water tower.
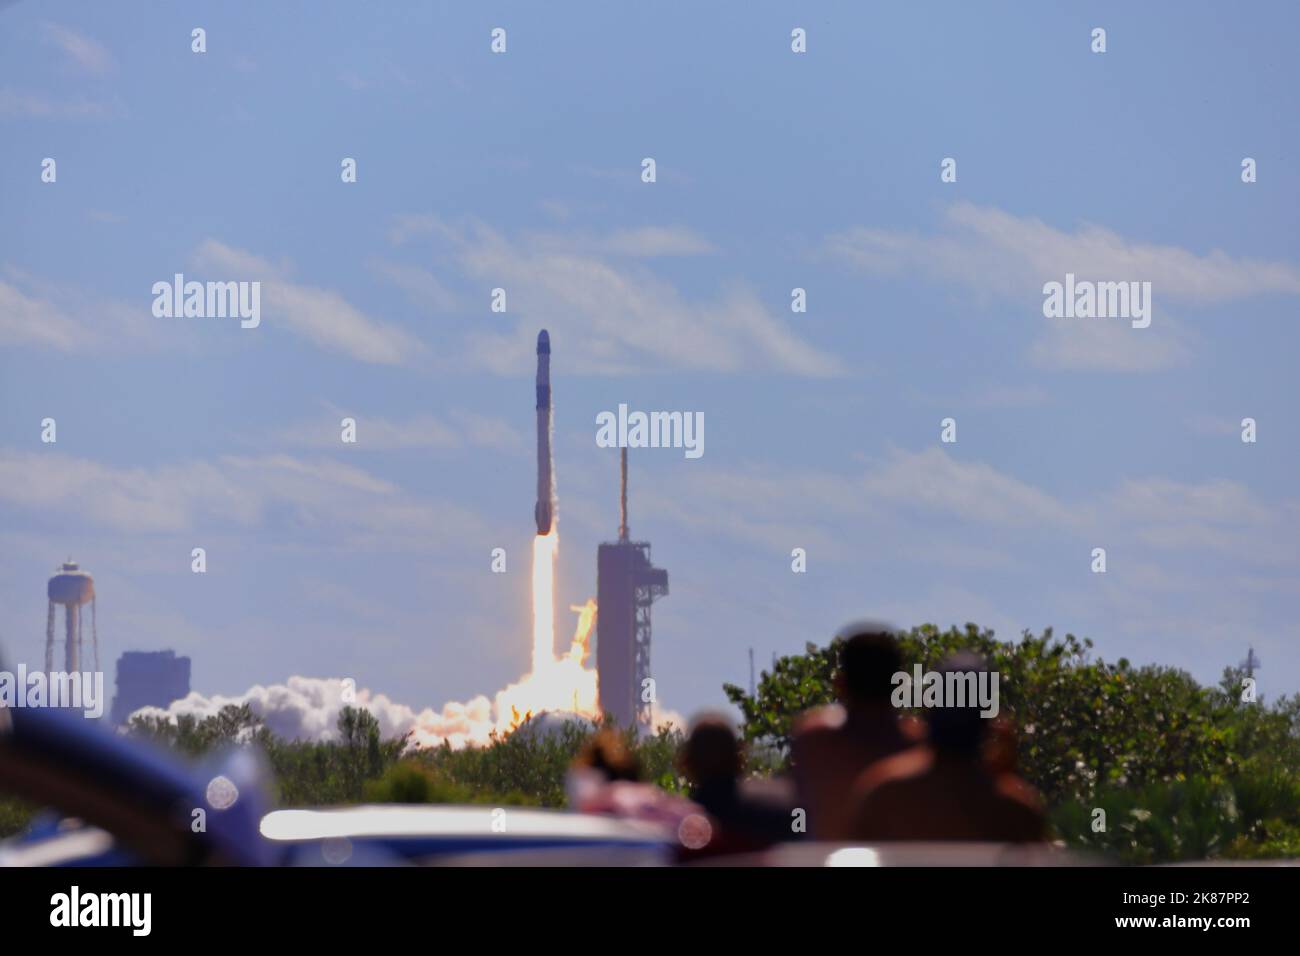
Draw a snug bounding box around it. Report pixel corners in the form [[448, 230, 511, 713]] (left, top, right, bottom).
[[46, 560, 96, 672]]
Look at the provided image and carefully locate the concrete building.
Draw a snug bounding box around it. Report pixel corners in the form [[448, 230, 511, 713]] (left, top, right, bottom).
[[110, 650, 191, 726]]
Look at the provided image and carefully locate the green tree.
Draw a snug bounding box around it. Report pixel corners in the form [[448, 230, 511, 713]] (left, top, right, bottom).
[[725, 623, 1300, 861]]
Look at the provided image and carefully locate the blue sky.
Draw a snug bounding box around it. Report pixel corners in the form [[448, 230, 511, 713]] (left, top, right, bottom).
[[2, 1, 1298, 731]]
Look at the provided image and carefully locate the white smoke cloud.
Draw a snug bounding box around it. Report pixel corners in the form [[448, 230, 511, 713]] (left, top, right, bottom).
[[131, 675, 688, 749], [648, 704, 687, 734], [130, 675, 497, 750]]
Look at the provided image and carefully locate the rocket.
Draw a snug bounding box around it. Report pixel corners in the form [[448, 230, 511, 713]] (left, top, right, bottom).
[[534, 329, 554, 535]]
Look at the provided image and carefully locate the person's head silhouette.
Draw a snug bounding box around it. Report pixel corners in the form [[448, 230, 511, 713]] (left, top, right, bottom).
[[835, 624, 902, 709], [927, 652, 991, 756]]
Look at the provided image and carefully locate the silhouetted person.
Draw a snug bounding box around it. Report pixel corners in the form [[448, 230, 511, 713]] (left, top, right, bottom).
[[678, 713, 795, 853], [983, 716, 1021, 776], [790, 624, 921, 840], [850, 653, 1048, 843], [572, 729, 641, 783], [566, 728, 703, 845]]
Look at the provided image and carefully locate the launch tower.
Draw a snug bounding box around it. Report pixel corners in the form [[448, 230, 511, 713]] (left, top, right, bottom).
[[596, 449, 668, 731]]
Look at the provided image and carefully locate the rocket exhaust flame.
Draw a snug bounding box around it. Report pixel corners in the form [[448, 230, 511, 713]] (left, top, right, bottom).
[[492, 530, 599, 735], [567, 599, 597, 666], [531, 532, 557, 674]]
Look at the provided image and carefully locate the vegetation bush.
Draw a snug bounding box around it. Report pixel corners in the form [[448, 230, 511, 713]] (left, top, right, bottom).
[[725, 624, 1300, 861]]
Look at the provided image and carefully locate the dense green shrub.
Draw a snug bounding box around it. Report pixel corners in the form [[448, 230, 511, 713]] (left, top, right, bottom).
[[725, 624, 1300, 861], [409, 716, 686, 807]]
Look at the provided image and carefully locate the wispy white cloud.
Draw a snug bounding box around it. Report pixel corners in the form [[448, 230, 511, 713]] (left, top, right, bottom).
[[275, 404, 523, 453], [339, 71, 370, 92], [571, 162, 695, 187], [0, 267, 163, 351], [828, 202, 1300, 302], [625, 449, 1075, 564], [0, 87, 124, 119], [826, 203, 1300, 371], [193, 240, 425, 365], [538, 198, 575, 222], [1104, 477, 1298, 565], [337, 63, 411, 93], [967, 383, 1050, 409], [395, 215, 842, 377], [7, 243, 424, 363], [0, 277, 90, 350], [1030, 311, 1193, 372], [528, 225, 717, 258], [368, 259, 460, 313], [388, 218, 715, 258], [635, 445, 1299, 575], [446, 410, 526, 452], [387, 214, 440, 246], [859, 446, 1078, 530], [41, 21, 114, 74], [1185, 414, 1246, 437], [0, 449, 489, 550], [637, 464, 874, 555]]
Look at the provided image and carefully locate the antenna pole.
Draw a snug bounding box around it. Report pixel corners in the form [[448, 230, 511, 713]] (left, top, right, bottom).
[[618, 447, 629, 542]]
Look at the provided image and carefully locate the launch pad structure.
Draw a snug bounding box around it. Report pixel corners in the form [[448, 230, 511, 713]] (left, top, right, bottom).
[[596, 448, 668, 731]]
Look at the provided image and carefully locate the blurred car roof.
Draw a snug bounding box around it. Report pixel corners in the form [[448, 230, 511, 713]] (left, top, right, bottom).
[[261, 805, 674, 866], [690, 842, 1109, 867], [0, 703, 274, 866]]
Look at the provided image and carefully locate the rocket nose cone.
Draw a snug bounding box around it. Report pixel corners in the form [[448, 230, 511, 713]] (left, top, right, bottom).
[[537, 329, 550, 354]]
